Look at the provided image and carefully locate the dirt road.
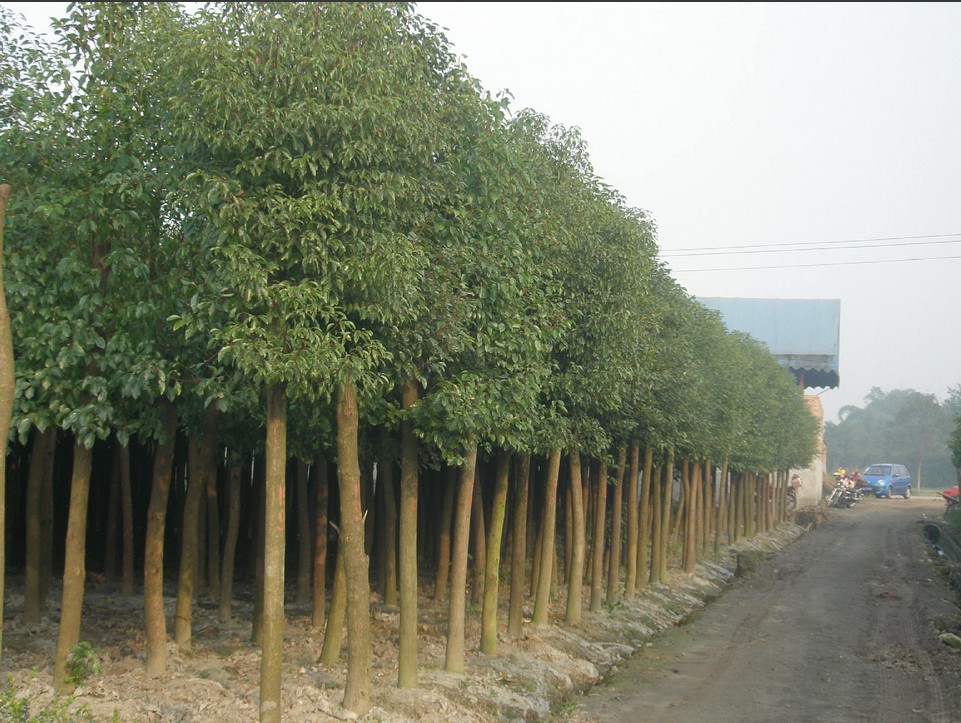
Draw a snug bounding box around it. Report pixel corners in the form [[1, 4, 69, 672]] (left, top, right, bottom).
[[564, 497, 961, 723]]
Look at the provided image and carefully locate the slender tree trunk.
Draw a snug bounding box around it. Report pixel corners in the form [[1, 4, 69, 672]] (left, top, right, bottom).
[[635, 444, 653, 591], [52, 440, 93, 693], [319, 542, 346, 664], [380, 452, 398, 607], [508, 453, 530, 637], [565, 451, 586, 625], [714, 458, 729, 556], [175, 434, 204, 651], [532, 450, 561, 626], [624, 439, 640, 597], [649, 463, 663, 584], [205, 443, 221, 603], [39, 442, 54, 603], [251, 459, 266, 645], [445, 445, 478, 673], [105, 447, 120, 581], [175, 406, 218, 652], [683, 462, 700, 573], [733, 472, 743, 542], [24, 428, 56, 623], [336, 379, 371, 714], [260, 384, 287, 723], [398, 381, 418, 686], [311, 456, 329, 630], [219, 458, 242, 623], [433, 466, 456, 602], [470, 472, 486, 606], [589, 459, 608, 612], [672, 459, 687, 544], [295, 459, 312, 605], [119, 443, 135, 596], [481, 452, 510, 654], [0, 184, 13, 658], [659, 449, 674, 581], [606, 446, 626, 601], [144, 399, 178, 676], [699, 460, 711, 555], [563, 481, 573, 584]]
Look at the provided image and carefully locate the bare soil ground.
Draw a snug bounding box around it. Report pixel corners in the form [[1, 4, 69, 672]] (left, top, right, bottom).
[[2, 498, 957, 722]]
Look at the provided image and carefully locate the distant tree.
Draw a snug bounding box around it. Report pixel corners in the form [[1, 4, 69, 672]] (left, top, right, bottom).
[[825, 388, 955, 489]]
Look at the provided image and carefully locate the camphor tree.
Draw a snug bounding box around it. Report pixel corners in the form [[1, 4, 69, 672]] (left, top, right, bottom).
[[156, 2, 491, 715]]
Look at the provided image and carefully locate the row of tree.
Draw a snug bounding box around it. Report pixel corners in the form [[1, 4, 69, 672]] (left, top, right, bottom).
[[0, 3, 818, 719], [825, 387, 960, 489]]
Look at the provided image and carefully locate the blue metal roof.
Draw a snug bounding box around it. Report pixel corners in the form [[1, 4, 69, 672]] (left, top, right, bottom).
[[697, 297, 841, 389]]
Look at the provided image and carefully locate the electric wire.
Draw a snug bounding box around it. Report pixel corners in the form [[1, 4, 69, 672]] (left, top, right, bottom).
[[671, 254, 961, 273]]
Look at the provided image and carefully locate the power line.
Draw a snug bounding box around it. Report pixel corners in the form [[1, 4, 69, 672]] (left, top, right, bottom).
[[661, 237, 961, 258], [661, 232, 961, 255], [671, 254, 961, 273]]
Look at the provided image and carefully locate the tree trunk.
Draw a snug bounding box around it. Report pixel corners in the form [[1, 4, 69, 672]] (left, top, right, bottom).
[[445, 445, 478, 673], [532, 450, 561, 626], [635, 444, 653, 592], [260, 383, 287, 723], [119, 443, 135, 596], [319, 542, 346, 664], [433, 466, 456, 601], [508, 453, 530, 637], [251, 458, 265, 645], [606, 446, 626, 601], [398, 380, 418, 686], [295, 459, 312, 605], [0, 184, 13, 658], [219, 457, 242, 623], [481, 452, 510, 654], [624, 439, 640, 597], [205, 442, 221, 604], [52, 440, 93, 693], [683, 461, 700, 573], [144, 399, 178, 676], [379, 451, 398, 607], [175, 434, 204, 651], [336, 379, 372, 715], [659, 449, 674, 581], [311, 456, 329, 629], [714, 458, 729, 556], [565, 451, 585, 625], [175, 405, 218, 652], [672, 459, 688, 545], [470, 471, 486, 606], [649, 463, 663, 584], [105, 446, 120, 581], [589, 459, 608, 612], [24, 427, 56, 623]]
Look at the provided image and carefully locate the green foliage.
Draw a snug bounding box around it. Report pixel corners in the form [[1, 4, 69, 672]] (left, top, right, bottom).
[[0, 673, 93, 722], [66, 642, 102, 686], [0, 0, 823, 492], [825, 387, 955, 488]]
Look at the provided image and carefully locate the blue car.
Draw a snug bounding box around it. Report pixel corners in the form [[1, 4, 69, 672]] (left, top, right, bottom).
[[861, 463, 912, 499]]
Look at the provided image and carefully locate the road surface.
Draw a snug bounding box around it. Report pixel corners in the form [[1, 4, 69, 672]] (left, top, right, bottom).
[[564, 496, 961, 722]]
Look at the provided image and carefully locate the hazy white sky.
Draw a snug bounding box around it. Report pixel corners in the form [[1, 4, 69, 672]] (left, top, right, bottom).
[[5, 2, 961, 423]]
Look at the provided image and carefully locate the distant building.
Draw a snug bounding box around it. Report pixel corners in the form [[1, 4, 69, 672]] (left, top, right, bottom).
[[697, 296, 841, 506], [697, 297, 840, 390]]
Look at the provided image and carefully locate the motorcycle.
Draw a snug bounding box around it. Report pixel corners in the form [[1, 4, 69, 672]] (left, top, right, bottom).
[[828, 474, 863, 508]]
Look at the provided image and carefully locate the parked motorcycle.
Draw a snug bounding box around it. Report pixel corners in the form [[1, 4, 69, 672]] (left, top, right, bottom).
[[828, 475, 863, 508]]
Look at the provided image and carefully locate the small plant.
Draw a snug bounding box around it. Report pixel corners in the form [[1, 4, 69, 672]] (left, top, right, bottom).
[[67, 642, 102, 686], [0, 674, 29, 722], [0, 673, 94, 722]]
